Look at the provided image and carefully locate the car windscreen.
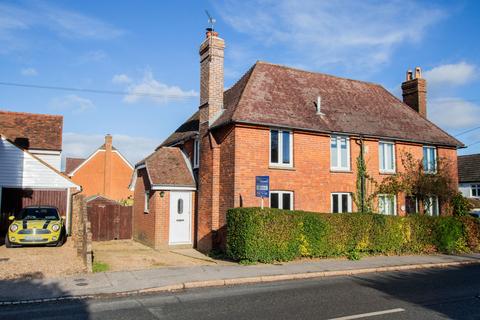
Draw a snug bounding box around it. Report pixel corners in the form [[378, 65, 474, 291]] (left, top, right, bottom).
[[16, 208, 60, 220]]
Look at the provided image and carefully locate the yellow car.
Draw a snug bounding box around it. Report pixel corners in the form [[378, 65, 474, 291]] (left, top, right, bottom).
[[5, 206, 65, 248]]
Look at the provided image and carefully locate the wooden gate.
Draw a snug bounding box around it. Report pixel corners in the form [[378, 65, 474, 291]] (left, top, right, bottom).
[[87, 204, 132, 241]]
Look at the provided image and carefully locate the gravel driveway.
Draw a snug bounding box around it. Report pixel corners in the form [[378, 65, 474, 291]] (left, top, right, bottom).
[[0, 239, 85, 280]]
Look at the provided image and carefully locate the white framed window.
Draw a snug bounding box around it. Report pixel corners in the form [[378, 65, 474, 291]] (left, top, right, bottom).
[[424, 196, 440, 216], [144, 190, 150, 213], [379, 141, 395, 173], [270, 191, 294, 210], [471, 184, 480, 197], [405, 196, 418, 214], [193, 138, 200, 169], [270, 129, 293, 167], [378, 194, 396, 215], [331, 193, 352, 213], [331, 135, 350, 171], [423, 146, 437, 173]]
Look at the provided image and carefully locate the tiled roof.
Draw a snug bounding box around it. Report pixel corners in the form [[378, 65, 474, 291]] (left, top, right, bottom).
[[0, 110, 63, 151], [458, 154, 480, 183], [139, 147, 195, 187], [65, 157, 85, 174], [159, 111, 199, 148], [211, 61, 462, 147]]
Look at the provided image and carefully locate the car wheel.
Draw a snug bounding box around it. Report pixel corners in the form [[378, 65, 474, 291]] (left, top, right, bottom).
[[55, 230, 65, 247]]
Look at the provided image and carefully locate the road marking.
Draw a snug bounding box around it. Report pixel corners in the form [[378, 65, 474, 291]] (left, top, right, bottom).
[[327, 308, 405, 320]]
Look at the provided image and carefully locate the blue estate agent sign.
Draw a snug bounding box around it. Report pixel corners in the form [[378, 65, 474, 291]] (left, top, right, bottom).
[[255, 176, 270, 198]]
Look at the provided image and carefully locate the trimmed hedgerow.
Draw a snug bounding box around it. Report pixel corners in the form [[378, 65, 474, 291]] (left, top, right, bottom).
[[226, 208, 480, 263]]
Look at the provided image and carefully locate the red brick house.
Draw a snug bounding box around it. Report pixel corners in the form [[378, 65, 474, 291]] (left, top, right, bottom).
[[131, 31, 462, 251], [66, 135, 134, 201]]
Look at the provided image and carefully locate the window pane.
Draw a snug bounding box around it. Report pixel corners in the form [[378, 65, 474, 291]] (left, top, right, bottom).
[[423, 147, 428, 171], [430, 149, 436, 172], [388, 197, 394, 215], [330, 137, 338, 167], [379, 196, 385, 214], [177, 199, 183, 214], [341, 194, 348, 213], [332, 194, 339, 213], [271, 130, 279, 163], [386, 144, 393, 170], [282, 193, 291, 210], [340, 138, 348, 168], [432, 197, 439, 216], [282, 131, 290, 164], [271, 193, 279, 209], [379, 143, 384, 170]]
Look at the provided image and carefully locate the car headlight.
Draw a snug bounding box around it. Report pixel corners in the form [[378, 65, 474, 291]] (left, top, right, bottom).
[[52, 224, 60, 232], [9, 224, 18, 232]]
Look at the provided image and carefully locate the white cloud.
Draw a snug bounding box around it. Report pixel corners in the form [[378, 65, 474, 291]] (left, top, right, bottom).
[[20, 67, 37, 76], [112, 74, 132, 85], [50, 95, 95, 113], [62, 132, 158, 166], [424, 62, 476, 88], [121, 70, 198, 104], [215, 0, 445, 71], [0, 3, 123, 53], [429, 98, 480, 130]]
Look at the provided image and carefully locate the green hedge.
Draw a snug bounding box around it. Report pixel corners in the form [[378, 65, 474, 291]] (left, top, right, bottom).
[[226, 208, 480, 263]]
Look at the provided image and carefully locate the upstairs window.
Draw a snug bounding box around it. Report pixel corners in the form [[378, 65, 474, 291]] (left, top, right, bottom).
[[331, 193, 352, 213], [378, 194, 396, 215], [423, 146, 437, 173], [379, 141, 395, 173], [144, 191, 150, 213], [270, 129, 292, 167], [331, 136, 350, 171], [193, 138, 200, 169], [424, 196, 439, 216], [471, 184, 480, 197], [270, 191, 293, 210]]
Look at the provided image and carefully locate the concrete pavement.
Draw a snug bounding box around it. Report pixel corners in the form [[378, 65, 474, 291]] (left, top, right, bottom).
[[1, 253, 479, 304]]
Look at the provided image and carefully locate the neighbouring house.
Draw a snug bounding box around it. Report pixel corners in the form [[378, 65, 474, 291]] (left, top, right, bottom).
[[66, 135, 134, 202], [458, 154, 480, 211], [130, 30, 462, 251], [0, 110, 80, 235]]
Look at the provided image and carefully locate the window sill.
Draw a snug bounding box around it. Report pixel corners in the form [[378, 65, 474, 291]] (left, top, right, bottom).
[[330, 169, 352, 173], [379, 171, 396, 175], [269, 165, 295, 171]]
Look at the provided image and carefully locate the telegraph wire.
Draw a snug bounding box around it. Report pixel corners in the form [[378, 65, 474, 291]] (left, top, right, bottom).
[[454, 125, 480, 137], [0, 81, 197, 100]]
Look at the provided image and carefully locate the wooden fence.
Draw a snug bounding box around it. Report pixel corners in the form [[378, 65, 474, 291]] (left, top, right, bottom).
[[87, 204, 132, 241]]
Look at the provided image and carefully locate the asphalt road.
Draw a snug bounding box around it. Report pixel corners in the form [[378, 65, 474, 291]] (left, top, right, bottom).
[[1, 264, 480, 320]]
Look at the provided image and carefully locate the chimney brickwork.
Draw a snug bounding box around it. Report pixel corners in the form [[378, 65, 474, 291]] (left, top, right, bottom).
[[197, 31, 225, 252], [104, 134, 113, 196], [401, 66, 427, 118]]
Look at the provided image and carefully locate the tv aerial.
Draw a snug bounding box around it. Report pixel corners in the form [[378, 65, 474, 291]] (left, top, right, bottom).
[[205, 10, 216, 31]]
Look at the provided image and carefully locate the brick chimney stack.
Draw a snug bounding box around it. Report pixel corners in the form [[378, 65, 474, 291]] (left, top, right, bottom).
[[104, 134, 112, 196], [199, 29, 225, 125], [401, 66, 427, 118]]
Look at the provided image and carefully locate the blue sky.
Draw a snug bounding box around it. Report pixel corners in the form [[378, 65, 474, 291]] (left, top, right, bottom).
[[1, 0, 479, 166]]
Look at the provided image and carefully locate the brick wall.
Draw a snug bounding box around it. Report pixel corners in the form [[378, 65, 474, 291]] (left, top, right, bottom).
[[132, 168, 156, 247], [71, 194, 92, 273]]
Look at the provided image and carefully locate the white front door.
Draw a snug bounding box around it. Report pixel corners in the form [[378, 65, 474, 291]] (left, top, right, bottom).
[[169, 191, 192, 245]]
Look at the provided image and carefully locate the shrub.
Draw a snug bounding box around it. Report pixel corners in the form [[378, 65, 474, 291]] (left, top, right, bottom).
[[226, 208, 480, 263]]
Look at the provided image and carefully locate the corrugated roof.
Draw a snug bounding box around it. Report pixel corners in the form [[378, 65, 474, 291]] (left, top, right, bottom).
[[0, 110, 63, 151], [458, 154, 480, 183]]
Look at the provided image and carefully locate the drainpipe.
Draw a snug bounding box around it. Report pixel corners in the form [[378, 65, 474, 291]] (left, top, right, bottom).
[[355, 137, 365, 213]]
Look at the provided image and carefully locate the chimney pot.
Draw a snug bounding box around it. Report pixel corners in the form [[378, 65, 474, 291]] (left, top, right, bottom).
[[406, 69, 413, 81], [415, 67, 422, 79]]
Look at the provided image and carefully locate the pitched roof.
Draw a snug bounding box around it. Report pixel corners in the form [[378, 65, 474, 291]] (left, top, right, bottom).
[[458, 154, 480, 183], [138, 147, 195, 187], [0, 110, 63, 151], [211, 61, 462, 147], [159, 111, 199, 148], [65, 157, 85, 174]]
